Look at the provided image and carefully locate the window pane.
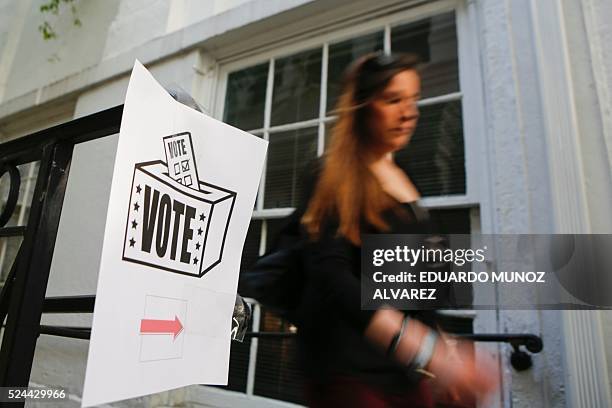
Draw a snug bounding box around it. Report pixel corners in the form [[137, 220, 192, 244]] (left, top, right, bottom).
[[264, 127, 318, 209], [394, 101, 465, 196], [254, 309, 304, 404], [324, 121, 333, 151], [214, 310, 255, 394], [220, 319, 253, 393], [224, 62, 269, 130], [429, 208, 473, 310], [391, 11, 458, 98], [225, 219, 262, 392], [327, 31, 384, 113], [271, 49, 322, 126], [429, 208, 471, 234]]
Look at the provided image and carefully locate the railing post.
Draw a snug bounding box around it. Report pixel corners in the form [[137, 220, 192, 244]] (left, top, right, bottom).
[[0, 141, 74, 391], [246, 302, 261, 396]]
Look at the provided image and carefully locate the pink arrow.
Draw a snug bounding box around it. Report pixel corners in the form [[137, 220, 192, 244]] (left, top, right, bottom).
[[140, 316, 184, 339]]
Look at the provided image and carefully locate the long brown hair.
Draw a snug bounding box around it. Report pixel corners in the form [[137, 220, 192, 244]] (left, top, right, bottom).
[[301, 53, 421, 245]]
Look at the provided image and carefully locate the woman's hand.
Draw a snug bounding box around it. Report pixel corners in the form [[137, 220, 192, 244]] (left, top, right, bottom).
[[426, 333, 499, 405], [366, 309, 498, 404]]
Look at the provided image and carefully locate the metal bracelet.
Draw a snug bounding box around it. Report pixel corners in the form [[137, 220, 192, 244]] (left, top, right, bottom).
[[387, 316, 410, 357], [413, 330, 438, 369]]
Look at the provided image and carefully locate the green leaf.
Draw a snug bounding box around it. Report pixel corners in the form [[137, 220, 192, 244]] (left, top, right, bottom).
[[38, 0, 82, 41]]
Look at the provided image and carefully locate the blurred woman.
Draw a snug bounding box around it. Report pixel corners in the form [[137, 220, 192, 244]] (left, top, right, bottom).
[[296, 53, 496, 407]]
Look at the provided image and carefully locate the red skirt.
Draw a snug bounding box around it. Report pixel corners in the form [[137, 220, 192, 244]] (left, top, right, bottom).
[[305, 377, 434, 408]]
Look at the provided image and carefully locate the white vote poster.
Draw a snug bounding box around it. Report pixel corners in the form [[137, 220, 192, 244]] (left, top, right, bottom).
[[82, 61, 267, 407]]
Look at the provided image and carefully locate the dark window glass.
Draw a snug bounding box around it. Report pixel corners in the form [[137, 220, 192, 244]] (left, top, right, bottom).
[[254, 309, 304, 404], [429, 208, 471, 234], [224, 63, 269, 130], [271, 49, 322, 126], [218, 317, 253, 393], [264, 127, 318, 209], [394, 101, 465, 196], [327, 31, 384, 112], [429, 208, 473, 307], [223, 220, 262, 392], [391, 12, 458, 98]]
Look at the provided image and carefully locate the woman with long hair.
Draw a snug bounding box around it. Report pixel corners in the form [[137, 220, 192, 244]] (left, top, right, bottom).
[[296, 53, 497, 407]]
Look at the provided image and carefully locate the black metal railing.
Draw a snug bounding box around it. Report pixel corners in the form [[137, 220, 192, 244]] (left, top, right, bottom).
[[0, 104, 544, 408], [0, 106, 122, 398], [36, 294, 543, 371]]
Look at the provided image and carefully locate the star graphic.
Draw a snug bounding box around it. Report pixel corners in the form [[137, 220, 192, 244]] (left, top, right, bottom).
[[197, 227, 203, 236], [199, 213, 206, 221], [136, 184, 142, 194], [193, 257, 199, 265], [131, 219, 138, 229], [133, 202, 140, 212], [129, 237, 136, 247], [195, 242, 201, 250]]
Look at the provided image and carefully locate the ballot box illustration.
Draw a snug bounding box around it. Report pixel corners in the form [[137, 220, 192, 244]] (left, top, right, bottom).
[[122, 132, 236, 277]]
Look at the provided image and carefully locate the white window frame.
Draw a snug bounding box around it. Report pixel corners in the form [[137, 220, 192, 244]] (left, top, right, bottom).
[[213, 0, 487, 218], [206, 0, 492, 403]]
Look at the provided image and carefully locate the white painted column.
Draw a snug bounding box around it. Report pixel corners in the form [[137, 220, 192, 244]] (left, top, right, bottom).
[[529, 0, 612, 406]]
